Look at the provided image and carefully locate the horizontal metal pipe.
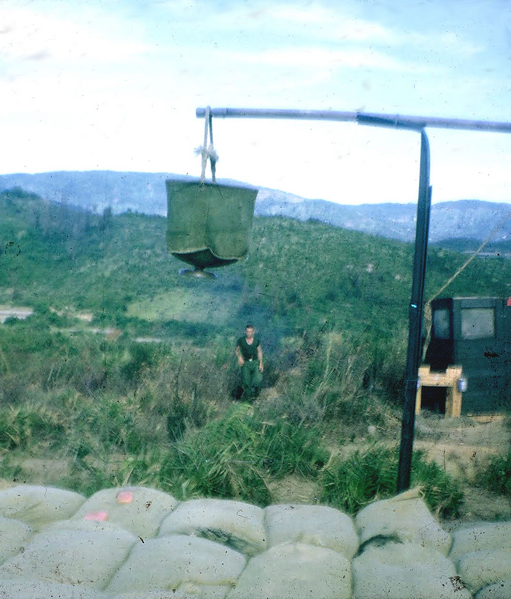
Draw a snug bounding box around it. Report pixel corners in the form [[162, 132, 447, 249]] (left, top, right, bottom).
[[196, 107, 511, 134]]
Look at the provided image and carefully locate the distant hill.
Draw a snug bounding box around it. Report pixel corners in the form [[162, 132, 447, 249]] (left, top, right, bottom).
[[2, 187, 511, 342], [1, 171, 510, 244], [256, 193, 511, 245]]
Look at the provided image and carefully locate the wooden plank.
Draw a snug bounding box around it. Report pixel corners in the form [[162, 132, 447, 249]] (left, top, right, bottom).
[[416, 365, 463, 418]]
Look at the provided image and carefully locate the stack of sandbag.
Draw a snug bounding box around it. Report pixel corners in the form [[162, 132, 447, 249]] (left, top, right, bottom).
[[353, 541, 471, 599], [352, 488, 471, 599], [355, 487, 452, 554], [449, 521, 511, 597], [72, 486, 179, 539], [264, 504, 359, 560], [0, 485, 85, 530], [0, 518, 137, 589], [9, 482, 511, 598], [107, 534, 246, 598], [159, 498, 267, 556], [226, 541, 352, 599]]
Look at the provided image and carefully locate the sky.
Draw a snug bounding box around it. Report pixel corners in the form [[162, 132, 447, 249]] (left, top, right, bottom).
[[1, 0, 511, 205]]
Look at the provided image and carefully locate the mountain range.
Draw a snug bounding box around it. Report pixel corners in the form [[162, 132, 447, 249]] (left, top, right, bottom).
[[1, 170, 510, 245]]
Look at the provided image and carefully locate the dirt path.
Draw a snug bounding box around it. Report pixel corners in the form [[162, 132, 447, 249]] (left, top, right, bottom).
[[0, 306, 33, 323]]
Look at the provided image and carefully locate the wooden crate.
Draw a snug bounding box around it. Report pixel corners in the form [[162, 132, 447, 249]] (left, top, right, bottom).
[[416, 365, 463, 418]]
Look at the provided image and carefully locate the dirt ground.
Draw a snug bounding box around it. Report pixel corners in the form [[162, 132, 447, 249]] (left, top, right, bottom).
[[414, 411, 511, 526], [272, 411, 511, 525]]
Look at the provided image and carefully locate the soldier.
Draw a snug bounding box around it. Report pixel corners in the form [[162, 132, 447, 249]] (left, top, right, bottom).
[[235, 324, 263, 400]]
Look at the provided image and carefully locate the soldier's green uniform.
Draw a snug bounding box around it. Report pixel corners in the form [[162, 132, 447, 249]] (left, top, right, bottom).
[[236, 335, 263, 399]]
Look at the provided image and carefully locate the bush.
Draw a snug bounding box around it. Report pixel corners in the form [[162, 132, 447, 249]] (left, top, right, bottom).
[[0, 373, 29, 404], [120, 342, 162, 384], [256, 390, 326, 427], [255, 418, 328, 477], [160, 405, 271, 505], [476, 452, 511, 496], [68, 393, 161, 454], [0, 405, 65, 450], [159, 404, 330, 506], [319, 444, 463, 518]]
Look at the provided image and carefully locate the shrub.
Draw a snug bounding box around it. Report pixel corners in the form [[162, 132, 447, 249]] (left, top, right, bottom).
[[476, 452, 511, 496], [160, 405, 271, 505], [0, 373, 29, 404], [0, 405, 65, 450], [319, 444, 463, 518], [254, 418, 328, 477], [158, 404, 330, 505], [255, 390, 326, 427], [411, 450, 464, 518], [320, 445, 397, 514], [120, 342, 162, 384], [68, 393, 158, 454]]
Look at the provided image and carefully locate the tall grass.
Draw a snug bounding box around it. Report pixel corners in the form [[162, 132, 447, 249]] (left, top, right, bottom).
[[0, 318, 460, 517], [0, 404, 65, 450], [159, 404, 328, 505], [320, 444, 463, 518], [161, 412, 272, 505], [476, 452, 511, 496]]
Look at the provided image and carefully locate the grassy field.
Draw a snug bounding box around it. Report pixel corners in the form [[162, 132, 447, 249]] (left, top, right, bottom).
[[1, 187, 510, 520], [127, 289, 242, 324]]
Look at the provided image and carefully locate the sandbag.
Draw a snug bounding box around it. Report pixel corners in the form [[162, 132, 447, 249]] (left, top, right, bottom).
[[0, 517, 33, 564], [112, 592, 203, 599], [159, 498, 266, 556], [0, 485, 85, 529], [175, 583, 231, 599], [72, 486, 178, 538], [0, 579, 107, 598], [226, 542, 352, 599], [450, 522, 511, 561], [476, 578, 511, 599], [107, 534, 246, 595], [45, 517, 136, 536], [0, 524, 137, 589], [355, 487, 452, 555], [352, 542, 472, 599], [456, 548, 511, 594], [264, 504, 358, 559]]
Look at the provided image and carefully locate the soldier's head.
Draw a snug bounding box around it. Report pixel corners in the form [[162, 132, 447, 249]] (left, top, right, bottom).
[[245, 324, 255, 339]]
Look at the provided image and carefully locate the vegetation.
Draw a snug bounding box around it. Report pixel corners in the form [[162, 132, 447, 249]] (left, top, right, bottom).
[[2, 187, 510, 518], [320, 445, 463, 518], [476, 451, 511, 497]]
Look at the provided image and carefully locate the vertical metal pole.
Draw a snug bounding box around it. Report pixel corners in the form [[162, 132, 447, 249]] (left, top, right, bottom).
[[397, 130, 432, 492]]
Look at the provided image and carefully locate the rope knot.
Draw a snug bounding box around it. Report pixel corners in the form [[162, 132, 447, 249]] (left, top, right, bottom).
[[195, 144, 219, 164], [198, 106, 217, 183]]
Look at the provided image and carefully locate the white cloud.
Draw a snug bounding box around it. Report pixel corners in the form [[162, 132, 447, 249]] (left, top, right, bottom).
[[158, 0, 396, 47], [157, 0, 485, 60], [0, 7, 150, 68], [263, 5, 395, 43], [235, 46, 439, 73], [436, 32, 483, 56]]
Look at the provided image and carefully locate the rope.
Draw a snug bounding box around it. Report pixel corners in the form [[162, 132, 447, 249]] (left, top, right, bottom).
[[422, 207, 511, 353], [198, 106, 218, 184]]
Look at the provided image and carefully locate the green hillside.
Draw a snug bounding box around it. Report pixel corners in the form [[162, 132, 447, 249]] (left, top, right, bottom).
[[1, 187, 510, 515], [2, 187, 510, 340]]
